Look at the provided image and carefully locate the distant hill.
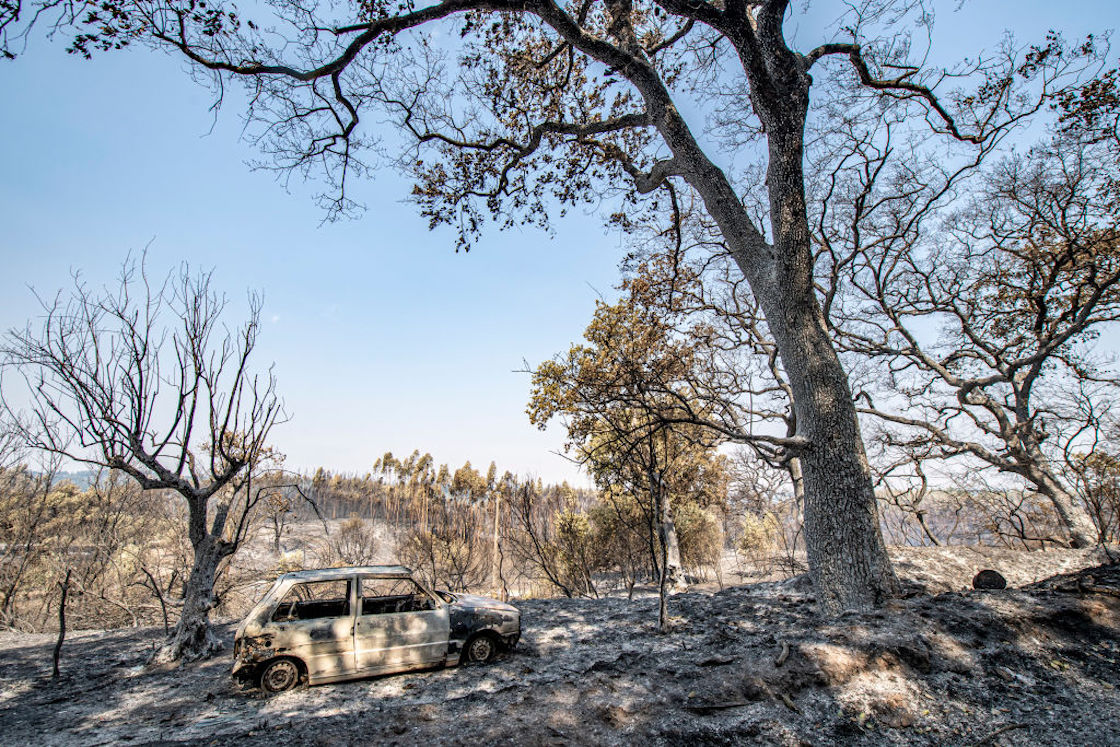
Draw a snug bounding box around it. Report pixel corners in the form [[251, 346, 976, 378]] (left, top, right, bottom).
[[51, 470, 97, 489]]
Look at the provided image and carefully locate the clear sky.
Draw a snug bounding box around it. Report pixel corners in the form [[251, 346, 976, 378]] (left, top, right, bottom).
[[1, 1, 1117, 484]]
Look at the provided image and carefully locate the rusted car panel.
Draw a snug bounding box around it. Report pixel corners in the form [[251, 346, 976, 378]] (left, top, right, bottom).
[[232, 565, 520, 691]]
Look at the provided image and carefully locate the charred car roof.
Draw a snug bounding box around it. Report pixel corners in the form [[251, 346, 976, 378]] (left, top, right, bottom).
[[277, 565, 414, 583]]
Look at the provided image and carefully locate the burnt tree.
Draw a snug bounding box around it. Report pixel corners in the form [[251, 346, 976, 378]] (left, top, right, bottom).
[[1, 258, 283, 661]]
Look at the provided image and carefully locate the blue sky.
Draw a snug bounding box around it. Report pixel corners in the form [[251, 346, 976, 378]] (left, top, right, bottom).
[[1, 1, 1117, 484]]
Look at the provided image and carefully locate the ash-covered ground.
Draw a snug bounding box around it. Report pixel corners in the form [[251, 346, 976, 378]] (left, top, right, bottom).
[[2, 545, 1118, 746]]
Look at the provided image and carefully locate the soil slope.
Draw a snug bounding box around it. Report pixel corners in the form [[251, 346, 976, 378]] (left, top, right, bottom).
[[2, 546, 1118, 746]]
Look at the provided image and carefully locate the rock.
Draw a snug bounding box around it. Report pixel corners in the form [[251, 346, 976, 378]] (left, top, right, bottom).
[[973, 570, 1007, 590]]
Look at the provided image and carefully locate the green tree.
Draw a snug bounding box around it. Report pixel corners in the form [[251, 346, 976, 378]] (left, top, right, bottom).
[[531, 294, 728, 629]]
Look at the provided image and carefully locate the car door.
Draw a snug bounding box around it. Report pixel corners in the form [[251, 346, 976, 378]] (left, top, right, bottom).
[[267, 578, 355, 681], [353, 576, 450, 673]]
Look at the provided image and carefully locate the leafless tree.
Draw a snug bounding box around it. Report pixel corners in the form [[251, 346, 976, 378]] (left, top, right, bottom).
[[1, 257, 284, 661], [1065, 411, 1120, 544]]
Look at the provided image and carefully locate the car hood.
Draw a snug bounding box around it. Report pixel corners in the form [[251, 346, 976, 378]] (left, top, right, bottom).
[[449, 593, 519, 615]]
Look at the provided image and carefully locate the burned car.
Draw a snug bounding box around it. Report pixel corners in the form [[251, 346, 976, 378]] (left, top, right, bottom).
[[232, 565, 520, 692]]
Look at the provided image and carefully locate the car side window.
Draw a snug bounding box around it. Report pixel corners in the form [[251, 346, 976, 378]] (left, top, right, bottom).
[[272, 579, 351, 621], [360, 578, 438, 615]]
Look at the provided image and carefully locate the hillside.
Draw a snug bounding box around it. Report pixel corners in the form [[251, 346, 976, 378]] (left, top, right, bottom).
[[2, 546, 1118, 746]]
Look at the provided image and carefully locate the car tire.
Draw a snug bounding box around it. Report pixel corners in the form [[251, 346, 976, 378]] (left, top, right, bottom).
[[259, 657, 302, 693], [463, 632, 499, 664]]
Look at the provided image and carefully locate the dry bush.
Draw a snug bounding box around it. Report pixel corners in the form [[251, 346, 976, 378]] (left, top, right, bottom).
[[326, 518, 381, 566], [504, 483, 599, 598], [399, 500, 490, 592], [588, 493, 650, 597], [735, 511, 781, 573], [554, 510, 598, 597], [675, 503, 724, 580], [1072, 452, 1120, 543], [970, 489, 1066, 549], [0, 468, 189, 633]]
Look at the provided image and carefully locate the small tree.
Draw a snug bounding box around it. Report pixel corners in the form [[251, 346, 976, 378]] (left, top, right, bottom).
[[1, 258, 284, 662], [531, 295, 730, 629], [327, 517, 381, 565]]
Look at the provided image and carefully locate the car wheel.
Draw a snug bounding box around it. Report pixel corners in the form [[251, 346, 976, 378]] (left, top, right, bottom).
[[463, 633, 499, 664], [259, 657, 302, 693]]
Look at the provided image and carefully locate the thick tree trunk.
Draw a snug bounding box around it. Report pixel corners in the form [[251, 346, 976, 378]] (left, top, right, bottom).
[[151, 536, 225, 664], [728, 88, 897, 611], [759, 283, 899, 610], [637, 20, 897, 611], [682, 111, 899, 608]]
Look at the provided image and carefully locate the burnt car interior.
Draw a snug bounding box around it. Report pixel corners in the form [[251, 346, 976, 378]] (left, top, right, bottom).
[[271, 579, 351, 621], [360, 578, 438, 615]]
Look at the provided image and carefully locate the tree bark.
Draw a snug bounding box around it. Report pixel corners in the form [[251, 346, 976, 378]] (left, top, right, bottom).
[[718, 62, 897, 611], [758, 277, 899, 610], [151, 536, 226, 664], [656, 491, 684, 591], [1028, 467, 1099, 548], [675, 125, 899, 608]]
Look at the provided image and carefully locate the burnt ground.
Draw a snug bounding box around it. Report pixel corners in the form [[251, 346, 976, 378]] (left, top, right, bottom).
[[2, 546, 1119, 746]]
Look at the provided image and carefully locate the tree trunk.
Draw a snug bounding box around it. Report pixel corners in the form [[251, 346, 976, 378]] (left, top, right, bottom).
[[788, 456, 805, 509], [491, 492, 502, 597], [694, 135, 899, 608], [52, 569, 71, 679], [761, 287, 899, 611], [656, 487, 684, 591], [151, 536, 225, 664], [1029, 468, 1099, 548], [655, 482, 671, 633], [729, 99, 897, 611], [271, 515, 283, 555], [648, 460, 682, 632], [648, 42, 899, 609]]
